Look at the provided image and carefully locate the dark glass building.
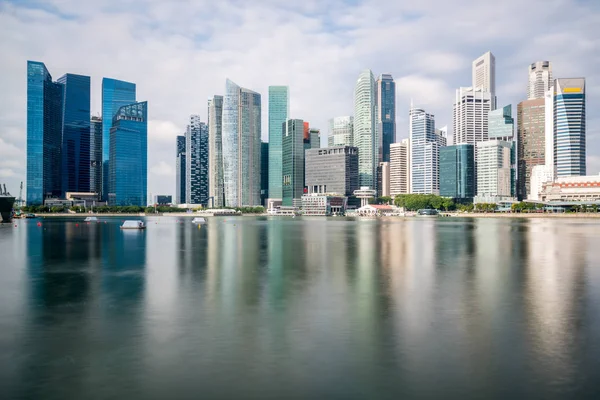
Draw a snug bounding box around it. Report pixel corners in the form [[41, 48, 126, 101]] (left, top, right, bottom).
[[305, 146, 359, 196], [186, 116, 209, 205], [176, 135, 186, 204], [376, 74, 396, 163], [26, 61, 64, 205], [90, 116, 103, 196], [261, 141, 269, 206], [109, 102, 147, 206], [57, 73, 91, 196], [439, 144, 475, 200], [102, 78, 136, 200], [282, 119, 304, 207]]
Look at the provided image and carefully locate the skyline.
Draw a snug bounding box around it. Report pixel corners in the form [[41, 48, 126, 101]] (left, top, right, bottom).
[[1, 0, 599, 199]]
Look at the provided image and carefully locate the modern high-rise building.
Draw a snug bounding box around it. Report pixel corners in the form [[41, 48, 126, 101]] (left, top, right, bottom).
[[268, 86, 289, 201], [175, 135, 186, 204], [26, 61, 64, 205], [108, 102, 147, 206], [376, 73, 396, 163], [282, 119, 304, 207], [527, 61, 552, 100], [475, 140, 513, 202], [57, 73, 91, 196], [222, 79, 261, 207], [305, 146, 359, 196], [261, 141, 269, 206], [517, 98, 545, 199], [377, 162, 390, 197], [410, 107, 439, 194], [354, 69, 377, 189], [309, 128, 320, 149], [472, 51, 496, 109], [453, 87, 492, 146], [554, 78, 586, 177], [327, 116, 353, 147], [90, 116, 103, 196], [102, 78, 136, 200], [185, 115, 209, 205], [208, 95, 224, 207], [488, 105, 514, 142], [390, 140, 409, 197], [440, 144, 475, 200]]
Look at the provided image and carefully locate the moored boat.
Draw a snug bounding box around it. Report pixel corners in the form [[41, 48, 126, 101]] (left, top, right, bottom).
[[84, 216, 98, 222], [120, 220, 146, 230], [417, 209, 439, 217], [191, 217, 206, 224], [0, 183, 16, 223]]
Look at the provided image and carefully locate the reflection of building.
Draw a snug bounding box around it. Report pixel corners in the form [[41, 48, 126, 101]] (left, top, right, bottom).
[[390, 140, 409, 196], [268, 86, 289, 201], [327, 116, 353, 147], [305, 146, 358, 196], [475, 140, 514, 203], [376, 73, 396, 163], [440, 144, 475, 200], [554, 78, 586, 177], [301, 194, 347, 215], [283, 119, 305, 207], [354, 69, 377, 189]]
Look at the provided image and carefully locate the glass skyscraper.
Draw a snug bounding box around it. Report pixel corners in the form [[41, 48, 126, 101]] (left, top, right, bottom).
[[282, 119, 304, 206], [410, 107, 439, 194], [376, 74, 396, 163], [176, 135, 186, 204], [208, 95, 224, 207], [261, 141, 269, 206], [440, 144, 475, 200], [57, 73, 91, 195], [222, 79, 262, 207], [102, 78, 136, 200], [354, 70, 377, 190], [90, 116, 103, 196], [26, 61, 64, 205], [554, 78, 586, 177], [186, 115, 209, 205], [268, 86, 289, 200], [488, 105, 514, 141], [327, 116, 353, 147], [108, 102, 147, 206]]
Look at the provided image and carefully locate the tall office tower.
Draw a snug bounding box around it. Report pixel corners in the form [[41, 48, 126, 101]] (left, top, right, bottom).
[[377, 162, 390, 197], [102, 78, 136, 201], [410, 107, 439, 194], [439, 144, 475, 200], [475, 140, 513, 201], [57, 73, 91, 196], [436, 126, 448, 147], [90, 116, 103, 196], [282, 119, 305, 207], [26, 61, 64, 205], [185, 115, 209, 205], [472, 51, 496, 109], [222, 79, 261, 207], [303, 121, 310, 150], [453, 87, 492, 146], [527, 61, 552, 100], [175, 135, 186, 204], [309, 128, 320, 149], [554, 78, 586, 177], [268, 86, 289, 201], [305, 146, 359, 196], [488, 105, 514, 142], [517, 98, 545, 199], [376, 74, 396, 163], [354, 69, 377, 190], [261, 141, 269, 206], [390, 140, 409, 196], [327, 116, 353, 147], [208, 95, 224, 207], [529, 86, 556, 200], [108, 102, 147, 206]]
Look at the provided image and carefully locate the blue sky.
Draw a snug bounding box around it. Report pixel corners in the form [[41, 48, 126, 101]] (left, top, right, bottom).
[[1, 0, 599, 199]]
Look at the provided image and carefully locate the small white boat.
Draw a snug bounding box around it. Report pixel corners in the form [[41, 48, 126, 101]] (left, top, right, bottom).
[[192, 217, 206, 224], [84, 216, 98, 222], [120, 220, 146, 230]]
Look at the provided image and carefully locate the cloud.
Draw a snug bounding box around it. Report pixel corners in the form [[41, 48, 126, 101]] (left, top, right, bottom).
[[150, 161, 174, 177], [0, 168, 16, 178]]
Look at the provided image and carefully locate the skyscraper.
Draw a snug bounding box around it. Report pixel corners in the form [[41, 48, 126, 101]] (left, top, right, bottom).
[[208, 95, 224, 207], [309, 128, 320, 149], [186, 115, 209, 205], [90, 116, 103, 196], [377, 162, 390, 197], [390, 140, 409, 197], [108, 101, 147, 206], [261, 141, 269, 206], [439, 144, 475, 200], [222, 79, 261, 207], [282, 119, 304, 207], [176, 135, 186, 204], [517, 98, 545, 199], [472, 51, 496, 109], [527, 61, 552, 100], [354, 69, 377, 189], [475, 140, 513, 202], [268, 86, 289, 201], [57, 73, 91, 196], [305, 146, 359, 196], [102, 78, 136, 200], [453, 87, 492, 146], [327, 116, 353, 147], [26, 61, 64, 205], [488, 105, 514, 142], [376, 73, 396, 163], [410, 107, 439, 194], [554, 78, 586, 177]]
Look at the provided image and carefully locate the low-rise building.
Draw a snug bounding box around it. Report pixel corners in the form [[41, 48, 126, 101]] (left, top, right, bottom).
[[301, 194, 347, 216], [540, 174, 600, 202]]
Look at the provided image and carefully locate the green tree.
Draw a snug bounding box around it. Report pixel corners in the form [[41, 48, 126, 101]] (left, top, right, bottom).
[[441, 198, 454, 211]]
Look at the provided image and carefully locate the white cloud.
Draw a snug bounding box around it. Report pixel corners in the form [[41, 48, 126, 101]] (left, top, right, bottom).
[[0, 168, 16, 178]]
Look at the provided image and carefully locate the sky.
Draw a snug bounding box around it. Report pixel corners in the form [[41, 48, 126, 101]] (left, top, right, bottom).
[[1, 0, 599, 200]]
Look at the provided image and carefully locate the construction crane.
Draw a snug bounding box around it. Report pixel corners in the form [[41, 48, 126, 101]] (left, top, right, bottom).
[[17, 181, 23, 207]]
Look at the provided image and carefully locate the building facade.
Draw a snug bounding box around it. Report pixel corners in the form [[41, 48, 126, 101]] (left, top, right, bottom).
[[554, 78, 586, 177], [305, 146, 359, 196], [327, 116, 353, 147], [108, 102, 147, 206], [475, 140, 513, 202], [186, 115, 209, 205], [439, 144, 475, 200], [376, 73, 396, 163], [222, 79, 262, 207], [176, 135, 186, 204], [261, 141, 269, 206], [26, 61, 64, 205], [377, 162, 390, 197], [453, 87, 492, 146], [410, 107, 439, 194], [528, 61, 552, 100], [282, 119, 304, 206], [354, 70, 377, 189], [208, 95, 224, 207], [268, 86, 289, 201], [488, 105, 514, 142], [90, 116, 103, 196], [472, 51, 496, 109], [517, 98, 546, 199], [540, 174, 600, 202], [390, 140, 409, 197]]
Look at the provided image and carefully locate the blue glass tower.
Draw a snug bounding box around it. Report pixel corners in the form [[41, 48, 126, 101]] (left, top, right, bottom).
[[90, 116, 103, 196], [26, 61, 64, 205], [268, 86, 289, 200], [109, 102, 147, 206], [554, 78, 586, 177], [440, 144, 475, 200], [102, 78, 136, 200], [377, 74, 396, 163], [57, 73, 91, 195], [282, 119, 304, 206]]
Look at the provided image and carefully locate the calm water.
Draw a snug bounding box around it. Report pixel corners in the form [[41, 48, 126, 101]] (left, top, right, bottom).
[[1, 216, 600, 399]]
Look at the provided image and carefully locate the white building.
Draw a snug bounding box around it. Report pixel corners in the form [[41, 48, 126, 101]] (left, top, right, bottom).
[[390, 140, 409, 196], [410, 107, 439, 194], [540, 174, 600, 202], [453, 87, 492, 146], [208, 95, 224, 207], [327, 116, 353, 147], [472, 51, 496, 109], [353, 69, 377, 190], [527, 61, 552, 100], [554, 78, 586, 178], [377, 162, 390, 197], [475, 140, 514, 203]]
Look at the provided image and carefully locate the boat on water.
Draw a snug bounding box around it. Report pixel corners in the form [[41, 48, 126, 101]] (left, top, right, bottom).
[[191, 217, 206, 224], [120, 220, 146, 230], [25, 213, 36, 219], [0, 183, 16, 223], [84, 216, 99, 222], [417, 209, 439, 217]]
